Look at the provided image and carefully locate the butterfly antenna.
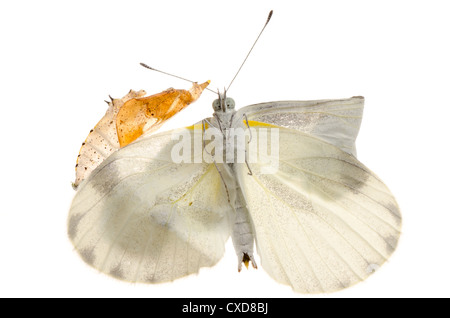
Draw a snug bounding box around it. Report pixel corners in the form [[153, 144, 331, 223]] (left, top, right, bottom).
[[226, 10, 273, 92], [139, 63, 216, 94], [223, 87, 227, 111]]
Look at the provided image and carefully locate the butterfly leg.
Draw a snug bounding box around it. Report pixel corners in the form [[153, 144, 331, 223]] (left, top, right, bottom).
[[243, 113, 252, 143], [202, 119, 212, 155], [243, 114, 253, 176], [245, 157, 253, 176], [202, 119, 232, 203], [213, 161, 232, 204]]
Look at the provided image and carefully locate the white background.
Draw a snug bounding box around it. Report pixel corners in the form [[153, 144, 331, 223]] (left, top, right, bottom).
[[1, 0, 449, 298]]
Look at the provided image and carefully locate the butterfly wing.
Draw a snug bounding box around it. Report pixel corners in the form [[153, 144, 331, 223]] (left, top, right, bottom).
[[236, 124, 401, 293], [68, 126, 232, 283], [236, 96, 364, 156]]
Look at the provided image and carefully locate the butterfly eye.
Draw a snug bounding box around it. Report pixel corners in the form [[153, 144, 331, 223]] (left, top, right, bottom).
[[226, 98, 235, 109], [212, 99, 221, 111]]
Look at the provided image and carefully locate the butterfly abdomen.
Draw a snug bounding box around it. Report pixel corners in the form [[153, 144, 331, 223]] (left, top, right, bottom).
[[231, 185, 257, 271]]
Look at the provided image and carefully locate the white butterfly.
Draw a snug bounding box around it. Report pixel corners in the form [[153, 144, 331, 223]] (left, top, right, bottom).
[[68, 93, 401, 293]]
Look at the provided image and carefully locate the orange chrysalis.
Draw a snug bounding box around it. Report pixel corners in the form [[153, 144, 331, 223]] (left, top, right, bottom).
[[73, 81, 210, 189]]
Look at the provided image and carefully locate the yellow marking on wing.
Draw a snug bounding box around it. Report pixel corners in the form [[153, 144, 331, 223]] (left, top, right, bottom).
[[247, 120, 279, 128], [185, 122, 209, 130]]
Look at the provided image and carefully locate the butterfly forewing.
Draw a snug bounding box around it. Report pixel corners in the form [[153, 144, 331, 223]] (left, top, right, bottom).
[[236, 124, 401, 293], [69, 127, 232, 283]]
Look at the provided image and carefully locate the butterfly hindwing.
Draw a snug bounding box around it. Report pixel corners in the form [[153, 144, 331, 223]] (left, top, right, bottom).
[[236, 96, 364, 156]]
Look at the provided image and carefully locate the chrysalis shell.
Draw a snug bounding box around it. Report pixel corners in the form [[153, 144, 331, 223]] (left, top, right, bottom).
[[73, 81, 210, 189]]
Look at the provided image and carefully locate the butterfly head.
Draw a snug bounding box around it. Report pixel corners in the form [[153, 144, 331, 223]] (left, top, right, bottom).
[[212, 90, 235, 113]]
